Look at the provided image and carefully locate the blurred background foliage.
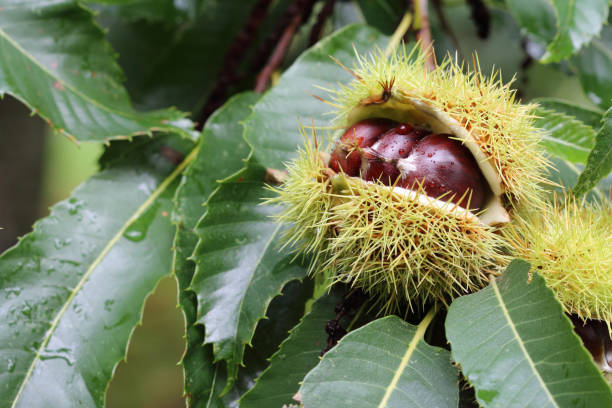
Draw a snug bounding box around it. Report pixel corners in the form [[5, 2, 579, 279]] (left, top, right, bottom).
[[0, 0, 606, 406]]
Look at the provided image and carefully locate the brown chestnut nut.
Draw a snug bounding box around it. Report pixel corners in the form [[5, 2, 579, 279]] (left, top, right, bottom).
[[329, 118, 397, 176], [361, 124, 427, 183], [398, 134, 488, 210]]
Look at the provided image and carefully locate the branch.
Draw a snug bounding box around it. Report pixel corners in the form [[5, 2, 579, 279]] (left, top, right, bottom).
[[309, 0, 336, 46], [414, 0, 435, 71], [254, 11, 303, 93], [431, 0, 463, 61]]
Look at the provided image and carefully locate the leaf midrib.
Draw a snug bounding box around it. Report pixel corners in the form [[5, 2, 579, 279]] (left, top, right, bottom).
[[491, 278, 560, 408], [10, 145, 199, 408], [0, 24, 168, 130]]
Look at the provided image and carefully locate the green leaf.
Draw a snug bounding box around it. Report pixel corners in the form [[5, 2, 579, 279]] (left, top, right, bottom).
[[245, 24, 388, 169], [172, 92, 259, 407], [446, 259, 612, 408], [573, 26, 612, 110], [507, 0, 608, 62], [573, 107, 612, 197], [0, 0, 192, 141], [190, 159, 308, 385], [300, 314, 459, 408], [533, 107, 596, 163], [356, 0, 405, 35], [534, 98, 604, 128], [0, 135, 194, 407], [545, 155, 610, 203], [239, 288, 344, 408]]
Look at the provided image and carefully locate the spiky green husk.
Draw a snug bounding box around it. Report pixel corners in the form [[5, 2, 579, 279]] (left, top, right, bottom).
[[503, 199, 612, 327], [270, 133, 509, 312], [326, 45, 548, 207]]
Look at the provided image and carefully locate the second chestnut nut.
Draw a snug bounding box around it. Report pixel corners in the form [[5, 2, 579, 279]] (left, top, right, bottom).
[[329, 119, 489, 211]]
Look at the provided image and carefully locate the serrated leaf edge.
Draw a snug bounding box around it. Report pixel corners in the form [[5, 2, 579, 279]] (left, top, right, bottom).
[[10, 145, 199, 408]]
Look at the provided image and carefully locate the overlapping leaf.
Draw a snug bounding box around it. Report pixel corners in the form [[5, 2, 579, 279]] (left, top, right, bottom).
[[535, 98, 604, 128], [446, 260, 612, 408], [0, 0, 192, 141], [172, 92, 259, 407], [573, 107, 612, 197], [244, 24, 388, 169], [240, 288, 344, 408], [190, 160, 308, 385], [534, 107, 596, 163], [300, 315, 459, 408], [574, 25, 612, 110], [0, 135, 194, 408], [507, 0, 608, 62]]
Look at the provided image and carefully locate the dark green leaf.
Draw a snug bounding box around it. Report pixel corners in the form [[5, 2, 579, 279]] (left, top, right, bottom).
[[0, 0, 192, 141], [533, 107, 596, 163], [573, 26, 612, 110], [446, 260, 612, 407], [573, 107, 612, 197], [0, 135, 193, 407], [239, 288, 344, 408], [356, 0, 405, 35], [535, 98, 604, 128], [505, 0, 557, 49], [172, 92, 259, 407], [300, 314, 459, 408], [190, 160, 308, 385], [545, 155, 610, 203], [245, 24, 388, 169]]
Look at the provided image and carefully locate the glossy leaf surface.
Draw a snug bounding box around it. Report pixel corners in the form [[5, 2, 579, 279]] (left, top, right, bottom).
[[446, 260, 612, 408], [0, 0, 192, 141], [191, 160, 307, 383], [300, 315, 459, 408], [172, 92, 259, 407], [534, 107, 596, 164], [574, 25, 612, 110], [0, 135, 193, 407], [573, 107, 612, 197], [239, 288, 344, 408], [245, 24, 388, 169]]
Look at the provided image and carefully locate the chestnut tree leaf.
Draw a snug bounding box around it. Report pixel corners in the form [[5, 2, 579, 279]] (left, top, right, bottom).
[[244, 24, 388, 169], [573, 106, 612, 197], [190, 159, 308, 387], [534, 107, 597, 164], [0, 135, 194, 408], [545, 155, 611, 204], [239, 288, 344, 408], [535, 98, 604, 128], [299, 314, 459, 408], [0, 0, 192, 141], [573, 25, 612, 110], [356, 0, 405, 35], [506, 0, 608, 62], [172, 92, 259, 407], [446, 259, 612, 408]]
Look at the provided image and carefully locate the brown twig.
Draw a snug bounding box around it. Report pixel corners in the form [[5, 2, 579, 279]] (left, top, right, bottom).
[[196, 0, 273, 129], [254, 12, 303, 93], [466, 0, 490, 39], [414, 0, 435, 71], [309, 0, 336, 46], [431, 0, 463, 61]]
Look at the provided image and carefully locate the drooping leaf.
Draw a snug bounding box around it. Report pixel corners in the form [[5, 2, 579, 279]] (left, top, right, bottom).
[[0, 135, 194, 408], [239, 288, 344, 408], [190, 159, 308, 385], [535, 97, 604, 128], [506, 0, 608, 62], [172, 92, 259, 407], [244, 24, 388, 169], [446, 259, 612, 408], [0, 0, 192, 141], [573, 25, 612, 110], [573, 107, 612, 197], [300, 314, 459, 408], [533, 107, 596, 163]]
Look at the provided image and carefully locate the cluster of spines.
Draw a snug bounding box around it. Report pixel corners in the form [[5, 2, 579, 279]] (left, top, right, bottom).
[[503, 197, 612, 330], [269, 128, 509, 313], [326, 45, 549, 208]]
